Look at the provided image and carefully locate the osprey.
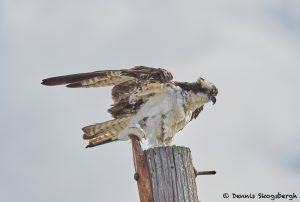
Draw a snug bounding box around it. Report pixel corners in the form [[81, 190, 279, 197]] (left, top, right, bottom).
[[42, 66, 218, 148]]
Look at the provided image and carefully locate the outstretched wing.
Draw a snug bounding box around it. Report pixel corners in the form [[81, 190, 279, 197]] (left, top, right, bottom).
[[42, 66, 174, 119], [41, 66, 173, 88]]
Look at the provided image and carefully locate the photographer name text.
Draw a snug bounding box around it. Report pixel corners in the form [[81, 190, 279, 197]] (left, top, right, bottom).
[[223, 192, 298, 200]]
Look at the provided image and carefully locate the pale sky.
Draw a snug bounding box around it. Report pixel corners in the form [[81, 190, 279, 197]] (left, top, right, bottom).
[[1, 1, 300, 202]]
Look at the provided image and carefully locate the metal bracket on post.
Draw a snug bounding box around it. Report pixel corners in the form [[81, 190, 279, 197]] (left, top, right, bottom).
[[194, 169, 216, 177]]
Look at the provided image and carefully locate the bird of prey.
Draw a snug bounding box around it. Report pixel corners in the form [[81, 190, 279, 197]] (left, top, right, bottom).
[[42, 66, 218, 148]]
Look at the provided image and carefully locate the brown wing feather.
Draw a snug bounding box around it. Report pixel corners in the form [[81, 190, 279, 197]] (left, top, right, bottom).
[[108, 79, 168, 118], [41, 66, 173, 88], [41, 70, 134, 88], [191, 106, 204, 120], [122, 66, 173, 82], [108, 80, 145, 118]]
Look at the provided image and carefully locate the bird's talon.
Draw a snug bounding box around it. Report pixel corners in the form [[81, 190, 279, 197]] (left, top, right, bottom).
[[128, 125, 146, 140]]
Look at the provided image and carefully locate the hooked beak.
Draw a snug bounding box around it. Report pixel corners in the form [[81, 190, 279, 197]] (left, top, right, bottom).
[[210, 96, 217, 105]]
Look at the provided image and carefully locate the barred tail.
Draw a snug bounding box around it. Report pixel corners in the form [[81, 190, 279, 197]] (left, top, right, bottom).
[[83, 117, 131, 148]]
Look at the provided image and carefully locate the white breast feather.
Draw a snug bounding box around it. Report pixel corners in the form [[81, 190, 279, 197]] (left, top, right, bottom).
[[118, 84, 210, 147]]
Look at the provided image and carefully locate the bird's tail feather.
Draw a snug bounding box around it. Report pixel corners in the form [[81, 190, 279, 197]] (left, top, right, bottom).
[[83, 117, 131, 148]]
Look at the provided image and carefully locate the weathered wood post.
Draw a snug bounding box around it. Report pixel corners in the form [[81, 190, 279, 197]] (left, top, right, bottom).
[[130, 135, 153, 202], [130, 135, 214, 202], [145, 146, 198, 202]]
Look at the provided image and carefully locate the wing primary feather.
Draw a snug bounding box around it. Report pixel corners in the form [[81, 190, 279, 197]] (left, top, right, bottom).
[[66, 82, 83, 88], [41, 70, 122, 86], [85, 139, 117, 148], [42, 71, 104, 86]]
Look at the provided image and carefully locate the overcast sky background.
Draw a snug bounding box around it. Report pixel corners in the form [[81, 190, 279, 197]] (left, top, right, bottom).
[[1, 1, 300, 202]]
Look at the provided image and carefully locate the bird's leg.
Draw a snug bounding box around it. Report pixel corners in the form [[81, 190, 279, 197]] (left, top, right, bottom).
[[128, 124, 146, 141]]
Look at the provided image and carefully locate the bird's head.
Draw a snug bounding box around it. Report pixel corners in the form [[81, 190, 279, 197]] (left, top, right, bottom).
[[196, 77, 218, 105]]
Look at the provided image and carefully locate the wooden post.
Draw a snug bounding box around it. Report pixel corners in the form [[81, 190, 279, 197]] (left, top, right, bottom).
[[130, 135, 215, 202], [145, 146, 198, 202]]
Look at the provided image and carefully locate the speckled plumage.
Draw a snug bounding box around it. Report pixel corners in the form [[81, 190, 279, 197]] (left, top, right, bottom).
[[42, 66, 218, 148]]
